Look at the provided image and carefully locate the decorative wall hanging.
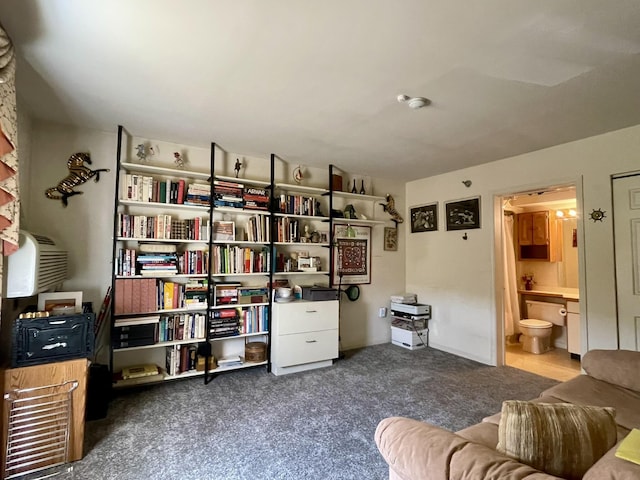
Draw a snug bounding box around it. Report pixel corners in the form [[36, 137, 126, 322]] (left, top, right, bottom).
[[332, 224, 371, 285], [445, 196, 481, 230], [410, 202, 438, 233], [379, 194, 404, 225], [173, 152, 185, 169], [45, 152, 110, 207], [0, 23, 19, 256], [589, 208, 606, 222], [293, 165, 304, 184], [383, 227, 398, 251]]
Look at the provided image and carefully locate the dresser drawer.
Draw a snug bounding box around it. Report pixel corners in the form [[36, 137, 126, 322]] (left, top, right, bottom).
[[275, 329, 338, 367], [273, 300, 339, 335]]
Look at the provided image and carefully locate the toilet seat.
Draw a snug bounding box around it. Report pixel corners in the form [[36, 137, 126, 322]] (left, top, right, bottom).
[[519, 319, 552, 329]]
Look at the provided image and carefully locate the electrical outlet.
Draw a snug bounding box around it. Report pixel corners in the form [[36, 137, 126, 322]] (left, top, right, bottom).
[[378, 307, 387, 318]]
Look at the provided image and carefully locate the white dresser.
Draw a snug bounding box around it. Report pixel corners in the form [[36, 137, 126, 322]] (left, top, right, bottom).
[[271, 300, 339, 376]]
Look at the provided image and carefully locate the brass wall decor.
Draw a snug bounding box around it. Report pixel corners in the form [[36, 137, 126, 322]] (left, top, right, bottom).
[[589, 208, 606, 222], [379, 194, 404, 225], [45, 152, 109, 206]]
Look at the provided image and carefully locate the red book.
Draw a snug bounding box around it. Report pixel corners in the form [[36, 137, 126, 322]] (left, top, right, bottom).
[[212, 308, 238, 318], [177, 179, 185, 205]]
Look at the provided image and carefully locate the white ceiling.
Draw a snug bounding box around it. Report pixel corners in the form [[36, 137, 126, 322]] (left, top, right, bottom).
[[2, 1, 640, 181]]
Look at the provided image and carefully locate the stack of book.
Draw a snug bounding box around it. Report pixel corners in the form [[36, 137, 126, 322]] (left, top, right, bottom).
[[217, 355, 242, 369], [114, 278, 157, 314], [136, 252, 178, 276], [214, 180, 244, 208], [237, 286, 269, 304], [184, 183, 211, 206], [243, 186, 270, 211], [214, 283, 240, 305], [184, 279, 208, 309], [113, 315, 160, 348], [209, 308, 240, 338]]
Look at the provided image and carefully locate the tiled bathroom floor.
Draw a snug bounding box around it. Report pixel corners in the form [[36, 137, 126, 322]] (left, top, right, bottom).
[[505, 344, 581, 382]]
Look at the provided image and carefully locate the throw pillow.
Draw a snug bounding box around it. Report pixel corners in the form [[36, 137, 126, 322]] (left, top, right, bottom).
[[497, 400, 617, 480]]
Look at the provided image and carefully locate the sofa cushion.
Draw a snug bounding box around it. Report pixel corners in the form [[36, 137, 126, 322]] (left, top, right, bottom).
[[582, 349, 640, 393], [497, 400, 617, 480], [583, 437, 640, 480], [541, 374, 640, 433], [456, 421, 499, 449]]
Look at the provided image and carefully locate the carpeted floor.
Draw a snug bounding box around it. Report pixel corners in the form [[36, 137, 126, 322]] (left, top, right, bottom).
[[72, 344, 558, 479]]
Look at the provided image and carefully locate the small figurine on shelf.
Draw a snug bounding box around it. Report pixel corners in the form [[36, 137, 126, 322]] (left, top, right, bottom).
[[360, 179, 366, 195], [522, 273, 535, 291], [304, 225, 311, 242], [379, 194, 404, 225], [173, 152, 185, 169], [135, 144, 147, 162], [234, 158, 243, 178], [351, 179, 357, 194]]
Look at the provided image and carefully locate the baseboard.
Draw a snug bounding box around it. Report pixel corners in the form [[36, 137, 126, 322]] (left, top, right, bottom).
[[428, 341, 494, 366]]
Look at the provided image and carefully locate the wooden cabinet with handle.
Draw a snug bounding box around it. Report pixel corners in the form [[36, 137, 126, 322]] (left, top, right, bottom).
[[517, 211, 562, 262]]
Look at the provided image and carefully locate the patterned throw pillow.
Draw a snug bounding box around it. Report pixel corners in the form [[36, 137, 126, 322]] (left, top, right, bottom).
[[497, 401, 617, 480]]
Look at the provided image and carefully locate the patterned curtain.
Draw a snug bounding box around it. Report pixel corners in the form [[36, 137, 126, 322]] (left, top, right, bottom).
[[0, 23, 19, 258]]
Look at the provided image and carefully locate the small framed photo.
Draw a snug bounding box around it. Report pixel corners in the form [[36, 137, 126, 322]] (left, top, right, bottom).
[[383, 227, 398, 251], [445, 197, 481, 231], [410, 203, 438, 233], [38, 291, 83, 314], [212, 221, 235, 241]]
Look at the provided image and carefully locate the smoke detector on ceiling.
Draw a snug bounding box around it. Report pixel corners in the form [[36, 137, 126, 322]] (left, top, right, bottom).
[[397, 94, 430, 109]]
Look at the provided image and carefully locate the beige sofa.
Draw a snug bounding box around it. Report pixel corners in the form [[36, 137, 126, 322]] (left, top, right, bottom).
[[375, 349, 640, 479]]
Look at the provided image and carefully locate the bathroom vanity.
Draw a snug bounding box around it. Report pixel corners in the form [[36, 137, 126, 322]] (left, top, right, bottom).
[[518, 287, 580, 356]]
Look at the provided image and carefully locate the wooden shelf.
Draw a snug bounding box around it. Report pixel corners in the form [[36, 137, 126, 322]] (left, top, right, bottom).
[[121, 161, 210, 180], [120, 199, 209, 211]]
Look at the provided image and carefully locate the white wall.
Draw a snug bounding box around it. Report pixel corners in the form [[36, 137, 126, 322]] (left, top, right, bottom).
[[406, 124, 640, 365], [25, 121, 405, 349]]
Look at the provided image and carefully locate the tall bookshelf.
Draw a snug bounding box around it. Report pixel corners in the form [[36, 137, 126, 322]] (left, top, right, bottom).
[[109, 127, 272, 388], [205, 144, 272, 383], [270, 154, 332, 293]]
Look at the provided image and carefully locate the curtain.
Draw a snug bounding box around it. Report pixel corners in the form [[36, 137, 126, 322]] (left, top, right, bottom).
[[503, 214, 520, 337], [0, 23, 19, 258]]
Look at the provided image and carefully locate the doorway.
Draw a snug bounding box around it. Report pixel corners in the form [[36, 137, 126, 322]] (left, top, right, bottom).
[[498, 185, 581, 381]]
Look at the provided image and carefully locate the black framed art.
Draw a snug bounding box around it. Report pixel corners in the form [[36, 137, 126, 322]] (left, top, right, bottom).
[[410, 203, 438, 233], [445, 197, 480, 230]]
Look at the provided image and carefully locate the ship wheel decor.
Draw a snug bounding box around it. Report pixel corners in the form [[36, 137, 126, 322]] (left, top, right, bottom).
[[589, 208, 606, 222]]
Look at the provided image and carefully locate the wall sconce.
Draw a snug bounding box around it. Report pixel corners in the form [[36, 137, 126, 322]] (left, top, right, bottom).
[[555, 209, 577, 218]]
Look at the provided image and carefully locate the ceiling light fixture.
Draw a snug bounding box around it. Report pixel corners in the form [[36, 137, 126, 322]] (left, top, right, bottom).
[[397, 94, 430, 109]]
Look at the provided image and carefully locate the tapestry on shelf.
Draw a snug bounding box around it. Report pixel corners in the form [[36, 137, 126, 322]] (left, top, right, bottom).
[[0, 23, 19, 257]]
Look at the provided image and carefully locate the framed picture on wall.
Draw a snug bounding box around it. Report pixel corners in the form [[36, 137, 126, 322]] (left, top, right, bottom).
[[332, 224, 372, 285], [445, 196, 481, 230], [383, 227, 398, 251], [410, 203, 438, 233]]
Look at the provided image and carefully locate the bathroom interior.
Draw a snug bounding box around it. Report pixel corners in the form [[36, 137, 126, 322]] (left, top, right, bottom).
[[502, 186, 582, 381]]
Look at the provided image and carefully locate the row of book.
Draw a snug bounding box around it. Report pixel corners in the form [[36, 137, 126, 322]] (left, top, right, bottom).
[[118, 213, 209, 241], [213, 283, 269, 306], [159, 312, 207, 342], [274, 217, 302, 243], [211, 245, 270, 274], [165, 344, 199, 376], [277, 194, 322, 216], [246, 215, 270, 243], [120, 173, 211, 206], [213, 180, 270, 210], [113, 278, 209, 314]]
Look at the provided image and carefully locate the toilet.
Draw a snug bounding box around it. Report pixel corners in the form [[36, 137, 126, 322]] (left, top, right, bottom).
[[518, 300, 566, 354]]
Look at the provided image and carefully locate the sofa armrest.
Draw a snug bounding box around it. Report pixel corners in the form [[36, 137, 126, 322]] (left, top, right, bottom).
[[375, 417, 561, 480]]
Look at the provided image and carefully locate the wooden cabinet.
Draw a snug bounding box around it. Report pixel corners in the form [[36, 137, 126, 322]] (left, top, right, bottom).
[[271, 300, 339, 376], [517, 211, 562, 262], [1, 359, 88, 478]]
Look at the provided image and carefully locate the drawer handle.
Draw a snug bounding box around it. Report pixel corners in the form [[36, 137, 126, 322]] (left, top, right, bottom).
[[305, 340, 317, 343], [305, 310, 318, 313]]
